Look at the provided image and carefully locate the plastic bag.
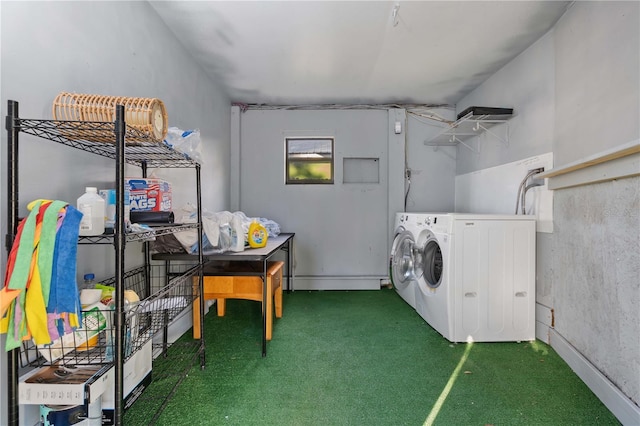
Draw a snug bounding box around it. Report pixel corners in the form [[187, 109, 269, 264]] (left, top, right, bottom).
[[172, 206, 280, 254], [234, 211, 281, 237], [172, 204, 199, 252], [149, 234, 187, 254], [163, 127, 203, 163], [172, 206, 242, 254]]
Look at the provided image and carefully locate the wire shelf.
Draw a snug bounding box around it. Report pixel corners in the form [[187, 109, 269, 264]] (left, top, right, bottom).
[[424, 112, 512, 153], [77, 223, 200, 244], [13, 118, 198, 168], [18, 264, 199, 368]]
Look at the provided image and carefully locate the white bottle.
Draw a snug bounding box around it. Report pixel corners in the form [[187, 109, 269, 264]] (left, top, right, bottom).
[[78, 187, 105, 236]]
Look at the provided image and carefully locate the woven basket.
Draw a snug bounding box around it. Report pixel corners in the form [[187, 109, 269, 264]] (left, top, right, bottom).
[[52, 92, 168, 143]]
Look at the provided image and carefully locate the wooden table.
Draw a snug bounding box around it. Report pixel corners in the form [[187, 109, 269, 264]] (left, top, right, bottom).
[[153, 232, 294, 356]]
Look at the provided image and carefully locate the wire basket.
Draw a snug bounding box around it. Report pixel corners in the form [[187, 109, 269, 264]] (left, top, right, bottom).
[[19, 263, 198, 368], [52, 92, 168, 143]]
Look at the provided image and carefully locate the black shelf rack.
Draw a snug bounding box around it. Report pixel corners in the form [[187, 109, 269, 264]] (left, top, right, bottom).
[[78, 223, 199, 245], [13, 117, 197, 168], [4, 100, 206, 426]]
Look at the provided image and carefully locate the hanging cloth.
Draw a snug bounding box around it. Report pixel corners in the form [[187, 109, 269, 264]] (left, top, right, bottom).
[[1, 200, 44, 350], [48, 204, 83, 338], [1, 200, 83, 350], [27, 200, 69, 344], [36, 200, 68, 304], [0, 215, 28, 317]]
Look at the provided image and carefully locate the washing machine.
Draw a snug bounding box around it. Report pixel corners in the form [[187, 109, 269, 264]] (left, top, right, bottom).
[[389, 212, 428, 309], [413, 213, 536, 342]]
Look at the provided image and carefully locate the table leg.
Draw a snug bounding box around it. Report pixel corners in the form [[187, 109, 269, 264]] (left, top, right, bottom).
[[192, 293, 201, 339], [262, 258, 268, 357], [288, 238, 294, 292]]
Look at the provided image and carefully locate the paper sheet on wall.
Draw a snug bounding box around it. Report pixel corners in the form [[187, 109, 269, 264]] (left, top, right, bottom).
[[455, 152, 554, 233]]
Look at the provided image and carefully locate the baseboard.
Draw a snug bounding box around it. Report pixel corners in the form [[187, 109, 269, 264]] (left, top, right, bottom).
[[535, 303, 553, 344], [549, 328, 640, 425], [292, 276, 383, 290], [535, 321, 550, 344]]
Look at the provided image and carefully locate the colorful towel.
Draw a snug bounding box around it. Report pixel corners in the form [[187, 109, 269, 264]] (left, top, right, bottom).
[[1, 200, 83, 350]]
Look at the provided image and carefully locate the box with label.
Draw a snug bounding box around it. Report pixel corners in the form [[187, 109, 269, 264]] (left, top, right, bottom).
[[126, 178, 172, 212], [37, 302, 110, 363], [19, 364, 110, 405], [101, 339, 153, 416], [20, 340, 152, 411]]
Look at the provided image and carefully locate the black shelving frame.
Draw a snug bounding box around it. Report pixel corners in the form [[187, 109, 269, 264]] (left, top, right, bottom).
[[4, 100, 205, 425]]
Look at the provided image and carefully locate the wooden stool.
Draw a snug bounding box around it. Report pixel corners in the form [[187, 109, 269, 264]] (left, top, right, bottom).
[[192, 261, 284, 340]]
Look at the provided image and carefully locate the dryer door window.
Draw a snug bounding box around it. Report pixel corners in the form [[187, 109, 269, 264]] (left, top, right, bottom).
[[422, 238, 443, 288], [390, 230, 416, 287]]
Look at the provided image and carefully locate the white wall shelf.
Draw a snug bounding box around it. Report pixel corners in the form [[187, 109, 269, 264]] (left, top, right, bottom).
[[424, 112, 512, 153]]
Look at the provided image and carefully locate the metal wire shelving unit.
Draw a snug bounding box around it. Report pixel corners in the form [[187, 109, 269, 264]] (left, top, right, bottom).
[[4, 100, 205, 426], [423, 111, 512, 154]]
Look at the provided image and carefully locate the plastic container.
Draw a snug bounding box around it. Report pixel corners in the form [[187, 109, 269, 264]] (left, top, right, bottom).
[[77, 187, 105, 236], [83, 273, 96, 289], [80, 273, 102, 306], [124, 290, 140, 356], [99, 188, 131, 231], [230, 214, 245, 252], [248, 221, 268, 248]]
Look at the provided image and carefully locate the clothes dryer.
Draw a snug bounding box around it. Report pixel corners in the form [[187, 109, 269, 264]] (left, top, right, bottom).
[[413, 213, 536, 342]]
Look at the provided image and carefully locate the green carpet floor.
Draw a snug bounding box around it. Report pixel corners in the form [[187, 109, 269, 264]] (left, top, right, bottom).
[[125, 288, 620, 425]]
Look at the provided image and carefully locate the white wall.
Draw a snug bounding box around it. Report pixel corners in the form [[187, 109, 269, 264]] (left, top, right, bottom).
[[405, 107, 457, 213], [549, 3, 639, 420], [0, 2, 231, 424], [455, 152, 554, 233], [235, 108, 392, 290], [554, 2, 639, 165], [233, 107, 457, 290], [454, 2, 640, 423], [456, 30, 556, 175]]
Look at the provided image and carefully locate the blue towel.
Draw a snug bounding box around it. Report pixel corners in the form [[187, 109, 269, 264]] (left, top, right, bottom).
[[49, 205, 83, 321]]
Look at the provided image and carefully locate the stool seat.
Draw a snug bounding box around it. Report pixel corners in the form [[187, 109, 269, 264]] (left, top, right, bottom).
[[193, 261, 284, 340]]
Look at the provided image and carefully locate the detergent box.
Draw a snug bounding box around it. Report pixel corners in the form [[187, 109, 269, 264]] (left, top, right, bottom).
[[19, 364, 110, 405], [125, 178, 172, 212]]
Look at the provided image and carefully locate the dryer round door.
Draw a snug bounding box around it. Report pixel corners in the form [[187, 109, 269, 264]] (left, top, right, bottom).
[[390, 230, 416, 288], [418, 232, 444, 289]]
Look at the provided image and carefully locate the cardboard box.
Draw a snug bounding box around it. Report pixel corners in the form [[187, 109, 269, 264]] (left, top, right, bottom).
[[20, 340, 152, 410], [126, 178, 172, 212], [36, 302, 110, 362], [19, 365, 110, 405], [101, 339, 153, 410]]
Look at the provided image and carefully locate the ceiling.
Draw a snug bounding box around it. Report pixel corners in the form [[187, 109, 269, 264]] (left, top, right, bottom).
[[150, 1, 572, 107]]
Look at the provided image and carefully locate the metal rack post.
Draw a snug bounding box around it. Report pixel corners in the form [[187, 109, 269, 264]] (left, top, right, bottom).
[[114, 105, 126, 425], [5, 100, 20, 426]]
